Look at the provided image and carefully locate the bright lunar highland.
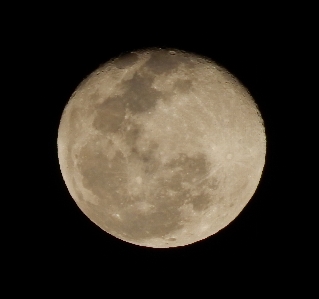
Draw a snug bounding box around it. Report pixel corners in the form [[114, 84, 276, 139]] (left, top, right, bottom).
[[58, 48, 266, 248]]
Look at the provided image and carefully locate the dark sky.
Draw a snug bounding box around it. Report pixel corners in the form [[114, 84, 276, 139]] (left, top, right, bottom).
[[23, 9, 299, 284]]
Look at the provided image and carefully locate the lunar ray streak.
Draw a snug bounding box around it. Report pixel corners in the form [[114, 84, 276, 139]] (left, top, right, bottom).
[[192, 167, 222, 186], [192, 93, 217, 121]]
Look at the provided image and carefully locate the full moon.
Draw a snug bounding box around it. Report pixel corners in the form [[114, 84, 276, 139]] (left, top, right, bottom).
[[58, 48, 266, 248]]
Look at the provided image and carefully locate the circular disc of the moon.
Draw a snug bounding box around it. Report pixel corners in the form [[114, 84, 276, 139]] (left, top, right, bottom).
[[57, 48, 266, 248]]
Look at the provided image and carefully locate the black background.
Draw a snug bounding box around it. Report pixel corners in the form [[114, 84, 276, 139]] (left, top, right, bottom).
[[22, 6, 305, 288]]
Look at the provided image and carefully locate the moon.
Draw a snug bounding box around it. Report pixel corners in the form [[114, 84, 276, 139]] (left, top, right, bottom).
[[57, 48, 266, 248]]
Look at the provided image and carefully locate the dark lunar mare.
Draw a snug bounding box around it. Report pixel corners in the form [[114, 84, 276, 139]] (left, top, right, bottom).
[[78, 138, 220, 241], [75, 50, 223, 242]]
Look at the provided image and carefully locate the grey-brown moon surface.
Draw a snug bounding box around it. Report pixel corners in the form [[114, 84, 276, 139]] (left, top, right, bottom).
[[57, 48, 266, 248]]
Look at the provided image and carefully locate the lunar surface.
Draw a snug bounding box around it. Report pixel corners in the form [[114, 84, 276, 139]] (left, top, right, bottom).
[[57, 48, 266, 248]]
